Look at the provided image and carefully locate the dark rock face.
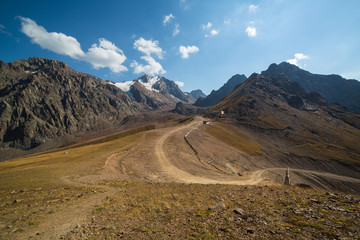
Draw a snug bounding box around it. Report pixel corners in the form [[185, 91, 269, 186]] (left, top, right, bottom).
[[0, 57, 140, 150], [262, 62, 360, 113], [188, 89, 206, 101], [194, 74, 247, 107], [172, 102, 208, 115]]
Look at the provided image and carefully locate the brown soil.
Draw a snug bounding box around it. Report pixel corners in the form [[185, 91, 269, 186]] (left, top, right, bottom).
[[1, 116, 360, 239]]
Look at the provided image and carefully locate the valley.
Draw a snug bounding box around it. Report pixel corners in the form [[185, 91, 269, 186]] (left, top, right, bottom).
[[1, 114, 359, 239], [1, 57, 360, 239]]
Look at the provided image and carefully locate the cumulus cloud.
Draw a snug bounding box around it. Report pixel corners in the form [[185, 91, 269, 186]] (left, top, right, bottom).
[[286, 53, 309, 66], [83, 38, 128, 73], [19, 17, 85, 58], [163, 13, 175, 25], [179, 45, 199, 59], [175, 81, 184, 87], [173, 23, 180, 37], [245, 26, 256, 37], [132, 37, 166, 75], [249, 4, 258, 12], [134, 37, 164, 59], [19, 17, 128, 73], [130, 55, 166, 75]]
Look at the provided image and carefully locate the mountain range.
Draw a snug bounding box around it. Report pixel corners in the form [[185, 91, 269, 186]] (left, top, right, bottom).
[[1, 57, 360, 162], [262, 62, 360, 113], [212, 73, 360, 162], [108, 75, 196, 109]]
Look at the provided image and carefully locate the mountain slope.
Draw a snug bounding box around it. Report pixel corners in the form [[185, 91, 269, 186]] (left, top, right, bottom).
[[213, 73, 360, 163], [194, 74, 247, 107], [0, 57, 140, 151], [261, 62, 360, 112], [110, 75, 194, 109]]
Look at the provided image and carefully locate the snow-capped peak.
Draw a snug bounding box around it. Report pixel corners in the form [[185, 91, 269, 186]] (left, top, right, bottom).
[[108, 75, 161, 93], [139, 75, 160, 91]]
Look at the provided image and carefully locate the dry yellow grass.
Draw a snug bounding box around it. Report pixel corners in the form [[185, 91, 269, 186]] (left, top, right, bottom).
[[204, 122, 261, 155], [0, 127, 151, 191]]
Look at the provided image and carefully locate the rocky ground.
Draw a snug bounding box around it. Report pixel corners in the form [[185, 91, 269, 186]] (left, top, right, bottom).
[[62, 181, 360, 240], [1, 116, 359, 239]]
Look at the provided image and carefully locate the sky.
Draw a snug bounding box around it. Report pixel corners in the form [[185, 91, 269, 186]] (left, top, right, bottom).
[[1, 0, 359, 94]]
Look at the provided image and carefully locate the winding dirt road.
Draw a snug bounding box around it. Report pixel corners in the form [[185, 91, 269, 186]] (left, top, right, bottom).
[[153, 116, 266, 185]]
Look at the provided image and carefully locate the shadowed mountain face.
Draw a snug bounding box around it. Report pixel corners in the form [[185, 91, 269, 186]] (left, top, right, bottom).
[[262, 62, 360, 113], [188, 89, 206, 101], [0, 57, 140, 150], [213, 73, 360, 163], [194, 74, 247, 107]]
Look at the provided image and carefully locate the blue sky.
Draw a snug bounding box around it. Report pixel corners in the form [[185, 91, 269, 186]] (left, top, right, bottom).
[[1, 0, 359, 94]]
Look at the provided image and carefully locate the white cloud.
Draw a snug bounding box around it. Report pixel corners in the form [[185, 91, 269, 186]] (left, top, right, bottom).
[[286, 53, 309, 66], [19, 17, 85, 58], [163, 13, 175, 25], [19, 17, 128, 73], [245, 26, 257, 37], [210, 29, 218, 36], [202, 22, 213, 30], [175, 81, 184, 87], [179, 45, 199, 59], [130, 55, 166, 76], [132, 37, 166, 75], [134, 37, 164, 59], [202, 22, 219, 37], [0, 24, 12, 37], [83, 38, 128, 73], [173, 23, 180, 37], [249, 4, 258, 12], [179, 0, 190, 10]]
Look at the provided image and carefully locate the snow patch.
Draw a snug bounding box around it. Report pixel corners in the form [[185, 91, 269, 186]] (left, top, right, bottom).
[[170, 94, 181, 101], [109, 75, 161, 93], [111, 81, 135, 92], [139, 76, 160, 91], [31, 69, 41, 74]]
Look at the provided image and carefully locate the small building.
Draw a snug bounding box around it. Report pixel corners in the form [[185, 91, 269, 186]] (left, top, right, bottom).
[[203, 121, 210, 125]]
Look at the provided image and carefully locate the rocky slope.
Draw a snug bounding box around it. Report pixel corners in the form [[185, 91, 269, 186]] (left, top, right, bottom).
[[262, 62, 360, 112], [0, 57, 140, 151], [109, 75, 194, 109], [212, 73, 360, 163], [194, 74, 247, 107]]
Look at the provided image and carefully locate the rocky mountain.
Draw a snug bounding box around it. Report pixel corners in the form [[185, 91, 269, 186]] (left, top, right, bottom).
[[188, 89, 206, 101], [0, 57, 140, 151], [261, 62, 360, 112], [194, 74, 247, 107], [212, 73, 360, 162], [109, 75, 194, 109]]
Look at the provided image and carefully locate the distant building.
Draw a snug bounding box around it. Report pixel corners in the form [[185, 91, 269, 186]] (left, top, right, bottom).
[[203, 121, 210, 125]]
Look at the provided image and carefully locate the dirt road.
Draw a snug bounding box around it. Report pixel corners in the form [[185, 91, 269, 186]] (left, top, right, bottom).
[[153, 116, 266, 185]]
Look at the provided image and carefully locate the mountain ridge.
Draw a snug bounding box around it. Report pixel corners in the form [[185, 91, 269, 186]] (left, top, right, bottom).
[[194, 74, 247, 107], [261, 62, 360, 112], [0, 57, 141, 151]]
